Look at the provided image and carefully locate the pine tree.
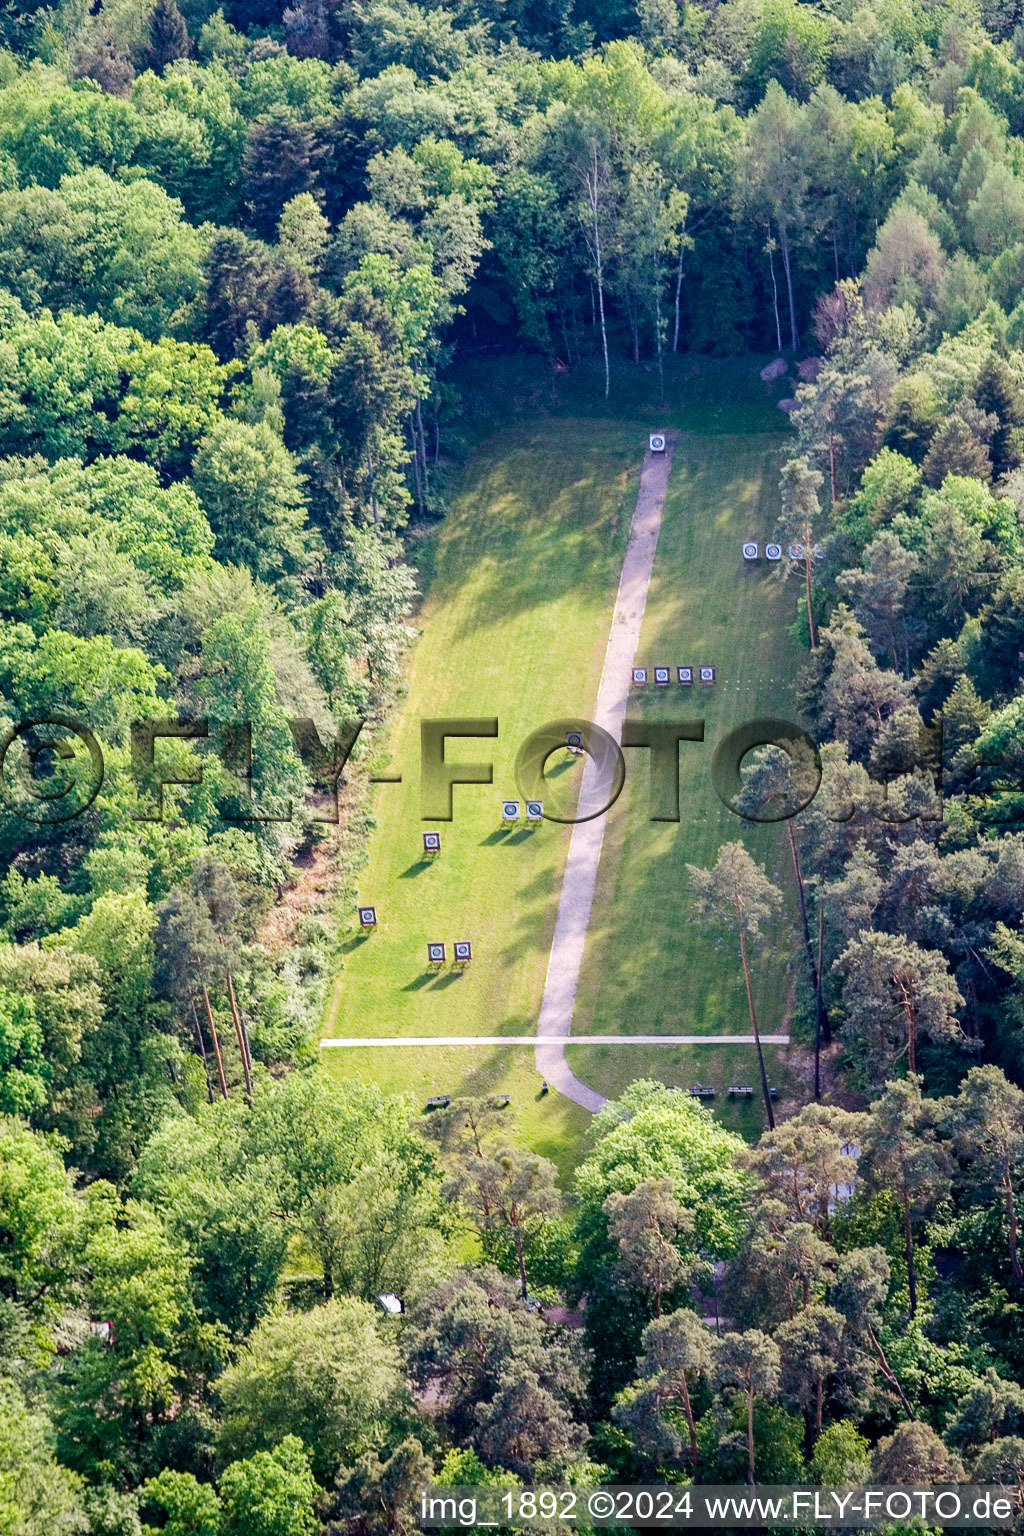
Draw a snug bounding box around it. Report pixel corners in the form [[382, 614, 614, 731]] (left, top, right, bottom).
[[144, 0, 190, 74], [974, 352, 1024, 479]]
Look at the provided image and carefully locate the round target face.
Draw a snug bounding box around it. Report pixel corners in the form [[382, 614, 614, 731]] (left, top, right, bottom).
[[812, 543, 824, 560], [454, 941, 472, 960], [428, 943, 446, 962], [654, 667, 670, 684], [502, 801, 520, 819], [526, 801, 543, 819], [742, 543, 759, 560], [423, 832, 441, 851], [700, 667, 716, 683], [566, 731, 583, 748], [765, 543, 782, 560], [632, 668, 648, 684], [649, 433, 666, 451], [788, 543, 804, 559], [678, 667, 693, 684], [359, 907, 377, 926]]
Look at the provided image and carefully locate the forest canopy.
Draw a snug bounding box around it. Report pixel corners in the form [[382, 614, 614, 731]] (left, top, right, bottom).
[[4, 0, 1024, 1529]]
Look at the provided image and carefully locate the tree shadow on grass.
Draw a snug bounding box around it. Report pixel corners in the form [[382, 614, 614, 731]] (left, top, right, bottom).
[[400, 859, 432, 877], [431, 968, 465, 989], [341, 933, 372, 954], [402, 972, 435, 991]]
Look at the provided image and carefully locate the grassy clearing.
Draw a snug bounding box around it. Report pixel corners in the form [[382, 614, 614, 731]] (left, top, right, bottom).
[[321, 356, 799, 1169], [322, 414, 643, 1182], [567, 430, 807, 1135]]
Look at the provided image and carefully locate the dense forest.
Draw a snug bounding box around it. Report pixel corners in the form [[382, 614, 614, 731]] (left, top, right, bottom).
[[5, 0, 1024, 1528]]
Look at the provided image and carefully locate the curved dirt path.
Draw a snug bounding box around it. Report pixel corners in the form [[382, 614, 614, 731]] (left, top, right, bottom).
[[533, 439, 677, 1111]]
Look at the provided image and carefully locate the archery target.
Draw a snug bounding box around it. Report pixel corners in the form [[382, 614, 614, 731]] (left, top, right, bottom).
[[358, 906, 377, 926], [654, 666, 670, 684], [678, 666, 693, 684], [812, 543, 824, 560], [632, 667, 648, 685], [766, 543, 782, 560], [526, 801, 543, 819], [454, 941, 472, 961], [428, 942, 446, 963], [788, 543, 805, 559], [566, 730, 583, 749], [423, 832, 441, 852], [742, 543, 759, 560], [502, 800, 520, 820], [649, 433, 666, 452], [700, 666, 716, 683]]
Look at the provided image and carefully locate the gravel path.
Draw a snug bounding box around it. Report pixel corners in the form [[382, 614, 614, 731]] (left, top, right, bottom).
[[533, 439, 677, 1111]]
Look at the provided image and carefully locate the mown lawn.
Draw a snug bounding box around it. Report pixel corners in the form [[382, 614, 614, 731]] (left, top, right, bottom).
[[322, 414, 641, 1181], [322, 356, 801, 1174], [567, 430, 807, 1136]]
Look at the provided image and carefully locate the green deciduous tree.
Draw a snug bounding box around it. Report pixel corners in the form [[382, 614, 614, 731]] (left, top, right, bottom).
[[217, 1301, 403, 1482], [192, 420, 318, 596], [0, 1383, 85, 1536], [219, 1437, 318, 1536]]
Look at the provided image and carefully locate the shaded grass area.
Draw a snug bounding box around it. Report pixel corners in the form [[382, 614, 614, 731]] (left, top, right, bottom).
[[322, 356, 801, 1166]]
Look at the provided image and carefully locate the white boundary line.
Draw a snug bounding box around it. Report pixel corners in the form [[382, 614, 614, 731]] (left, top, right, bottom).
[[323, 1034, 791, 1048]]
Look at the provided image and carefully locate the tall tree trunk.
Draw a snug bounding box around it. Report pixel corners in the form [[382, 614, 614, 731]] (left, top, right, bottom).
[[191, 998, 214, 1104], [788, 824, 829, 1071], [584, 146, 610, 401], [202, 986, 228, 1099], [738, 921, 775, 1130], [653, 255, 665, 405], [780, 226, 799, 352], [366, 451, 379, 525], [226, 968, 253, 1108], [416, 398, 429, 506], [673, 243, 684, 353], [746, 1383, 756, 1485], [1004, 1157, 1023, 1286], [827, 425, 838, 505], [814, 915, 823, 1102], [866, 1323, 916, 1420], [766, 223, 782, 353], [902, 1186, 918, 1317], [513, 1225, 528, 1301], [804, 549, 817, 649], [408, 413, 424, 512], [678, 1372, 699, 1464], [816, 1375, 824, 1435]]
